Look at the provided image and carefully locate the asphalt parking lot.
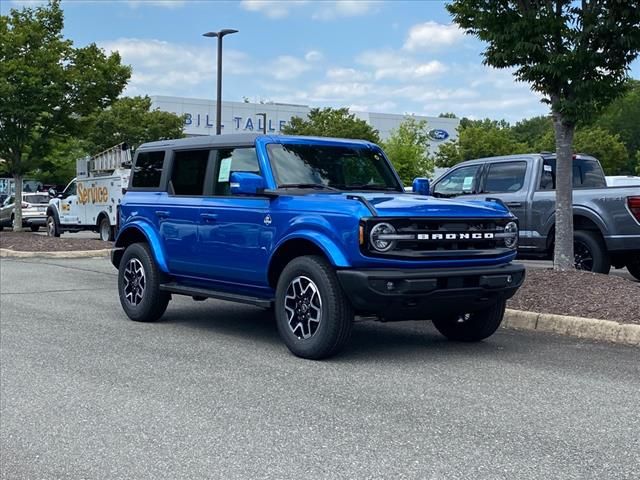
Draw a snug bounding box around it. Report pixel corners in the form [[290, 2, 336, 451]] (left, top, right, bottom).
[[1, 257, 639, 480]]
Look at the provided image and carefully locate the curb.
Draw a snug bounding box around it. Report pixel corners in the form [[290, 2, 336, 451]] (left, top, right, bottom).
[[503, 308, 640, 347], [0, 248, 112, 259]]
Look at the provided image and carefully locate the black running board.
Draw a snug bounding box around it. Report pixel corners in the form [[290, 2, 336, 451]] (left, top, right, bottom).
[[160, 283, 273, 308]]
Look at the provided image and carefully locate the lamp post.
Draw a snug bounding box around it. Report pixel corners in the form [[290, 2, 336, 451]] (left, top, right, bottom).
[[202, 29, 238, 135]]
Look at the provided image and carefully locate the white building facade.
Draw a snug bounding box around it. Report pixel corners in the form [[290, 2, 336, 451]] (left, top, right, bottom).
[[150, 95, 459, 154]]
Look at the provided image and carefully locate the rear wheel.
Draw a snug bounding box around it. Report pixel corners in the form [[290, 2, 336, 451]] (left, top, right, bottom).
[[573, 230, 610, 274], [46, 215, 60, 237], [626, 254, 640, 281], [99, 216, 115, 241], [275, 255, 353, 359], [432, 299, 506, 342], [118, 242, 170, 322]]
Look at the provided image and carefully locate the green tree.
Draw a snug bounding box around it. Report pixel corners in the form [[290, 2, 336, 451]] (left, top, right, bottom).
[[84, 96, 185, 153], [594, 80, 640, 173], [382, 117, 433, 184], [0, 0, 130, 230], [438, 112, 458, 118], [281, 107, 380, 144], [435, 123, 529, 167], [448, 0, 640, 270], [511, 116, 553, 148], [636, 151, 640, 175], [30, 137, 86, 186]]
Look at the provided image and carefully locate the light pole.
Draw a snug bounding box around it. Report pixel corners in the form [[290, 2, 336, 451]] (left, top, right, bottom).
[[256, 112, 267, 134], [203, 29, 238, 135]]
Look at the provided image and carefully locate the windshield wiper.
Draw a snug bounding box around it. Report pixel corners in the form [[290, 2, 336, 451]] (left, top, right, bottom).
[[338, 183, 400, 191], [278, 183, 340, 191]]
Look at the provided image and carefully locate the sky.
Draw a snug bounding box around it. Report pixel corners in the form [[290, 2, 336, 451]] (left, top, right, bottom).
[[4, 0, 640, 123]]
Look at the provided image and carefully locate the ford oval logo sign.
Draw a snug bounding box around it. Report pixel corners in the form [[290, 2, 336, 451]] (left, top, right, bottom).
[[428, 129, 449, 141]]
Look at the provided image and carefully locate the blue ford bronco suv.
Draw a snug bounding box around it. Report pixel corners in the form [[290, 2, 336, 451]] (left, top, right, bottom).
[[112, 134, 524, 359]]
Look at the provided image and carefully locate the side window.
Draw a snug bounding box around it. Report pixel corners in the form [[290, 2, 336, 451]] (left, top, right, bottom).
[[433, 165, 481, 197], [539, 158, 607, 190], [64, 181, 77, 197], [484, 161, 527, 193], [169, 149, 209, 196], [214, 147, 260, 195], [131, 150, 165, 188]]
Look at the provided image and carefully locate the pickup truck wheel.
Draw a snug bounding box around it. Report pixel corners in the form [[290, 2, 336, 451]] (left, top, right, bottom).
[[626, 255, 640, 281], [432, 299, 506, 342], [573, 230, 610, 274], [46, 215, 60, 237], [275, 255, 353, 359], [99, 217, 115, 241], [118, 242, 170, 322]]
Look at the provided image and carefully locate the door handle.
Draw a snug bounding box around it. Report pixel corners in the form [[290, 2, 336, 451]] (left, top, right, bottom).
[[155, 210, 170, 218], [200, 213, 218, 222], [505, 202, 522, 208]]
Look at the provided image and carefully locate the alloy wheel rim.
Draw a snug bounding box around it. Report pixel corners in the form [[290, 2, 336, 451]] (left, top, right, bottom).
[[100, 222, 110, 241], [284, 275, 322, 339], [123, 258, 146, 306], [574, 241, 593, 271]]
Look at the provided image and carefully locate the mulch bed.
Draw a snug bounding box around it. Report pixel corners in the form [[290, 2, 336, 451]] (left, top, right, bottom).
[[508, 268, 639, 325], [0, 231, 112, 252]]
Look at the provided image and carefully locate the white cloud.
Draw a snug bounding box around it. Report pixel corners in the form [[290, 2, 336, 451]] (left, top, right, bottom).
[[269, 55, 312, 80], [326, 67, 371, 81], [240, 0, 307, 19], [305, 50, 324, 62], [358, 49, 448, 80], [100, 38, 251, 95], [127, 0, 185, 9], [312, 0, 380, 20], [403, 22, 465, 51]]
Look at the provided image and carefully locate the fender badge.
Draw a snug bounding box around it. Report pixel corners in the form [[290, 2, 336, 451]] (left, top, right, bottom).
[[263, 214, 272, 226]]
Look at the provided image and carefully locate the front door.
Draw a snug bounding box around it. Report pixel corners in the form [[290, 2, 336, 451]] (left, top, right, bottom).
[[59, 180, 82, 225], [197, 147, 270, 291]]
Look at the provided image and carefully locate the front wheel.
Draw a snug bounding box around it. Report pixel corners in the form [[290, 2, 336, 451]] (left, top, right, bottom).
[[573, 230, 610, 274], [432, 299, 506, 342], [626, 254, 640, 281], [117, 243, 170, 322], [46, 215, 60, 237], [275, 255, 353, 359]]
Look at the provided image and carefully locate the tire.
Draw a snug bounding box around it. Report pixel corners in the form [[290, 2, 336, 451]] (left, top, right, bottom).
[[275, 255, 353, 360], [432, 298, 506, 342], [30, 225, 39, 232], [99, 216, 115, 241], [10, 215, 15, 230], [46, 215, 60, 237], [117, 242, 170, 322], [573, 230, 610, 274], [626, 254, 640, 281]]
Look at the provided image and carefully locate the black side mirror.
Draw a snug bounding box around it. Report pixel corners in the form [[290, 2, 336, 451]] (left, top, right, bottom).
[[48, 188, 57, 197]]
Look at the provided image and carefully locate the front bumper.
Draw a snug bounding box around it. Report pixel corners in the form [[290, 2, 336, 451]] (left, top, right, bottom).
[[22, 214, 47, 226], [337, 263, 525, 321]]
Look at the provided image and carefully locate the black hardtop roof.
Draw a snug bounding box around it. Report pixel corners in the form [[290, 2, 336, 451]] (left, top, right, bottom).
[[136, 134, 378, 151]]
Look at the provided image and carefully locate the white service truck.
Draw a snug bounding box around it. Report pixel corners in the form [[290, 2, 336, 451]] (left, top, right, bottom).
[[46, 143, 131, 241]]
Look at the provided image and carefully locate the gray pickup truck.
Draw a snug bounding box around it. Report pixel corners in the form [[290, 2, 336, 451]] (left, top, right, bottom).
[[430, 153, 640, 279]]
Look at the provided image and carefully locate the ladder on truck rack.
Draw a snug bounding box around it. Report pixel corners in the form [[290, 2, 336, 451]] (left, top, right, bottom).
[[90, 143, 132, 173]]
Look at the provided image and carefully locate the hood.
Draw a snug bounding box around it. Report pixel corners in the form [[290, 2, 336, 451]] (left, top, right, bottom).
[[356, 193, 510, 218]]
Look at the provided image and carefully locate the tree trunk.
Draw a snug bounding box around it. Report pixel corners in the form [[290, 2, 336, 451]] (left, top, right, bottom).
[[552, 113, 574, 270], [13, 173, 23, 232]]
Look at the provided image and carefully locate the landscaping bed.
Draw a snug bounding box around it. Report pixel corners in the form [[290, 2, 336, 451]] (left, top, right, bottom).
[[0, 231, 112, 252], [508, 268, 639, 325]]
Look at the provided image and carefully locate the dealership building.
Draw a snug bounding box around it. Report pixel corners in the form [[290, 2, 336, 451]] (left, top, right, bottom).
[[150, 95, 459, 154]]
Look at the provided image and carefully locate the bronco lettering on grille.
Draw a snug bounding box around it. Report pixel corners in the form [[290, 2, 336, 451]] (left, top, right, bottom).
[[416, 232, 495, 240]]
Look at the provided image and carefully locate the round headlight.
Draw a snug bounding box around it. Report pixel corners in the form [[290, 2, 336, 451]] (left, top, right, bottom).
[[504, 221, 518, 249], [370, 222, 397, 252]]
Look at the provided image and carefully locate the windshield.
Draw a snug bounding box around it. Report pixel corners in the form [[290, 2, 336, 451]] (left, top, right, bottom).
[[23, 194, 49, 204], [267, 143, 402, 191]]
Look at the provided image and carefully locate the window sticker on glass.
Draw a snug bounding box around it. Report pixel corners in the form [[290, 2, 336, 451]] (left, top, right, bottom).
[[218, 158, 232, 182], [544, 164, 552, 172], [462, 176, 473, 191]]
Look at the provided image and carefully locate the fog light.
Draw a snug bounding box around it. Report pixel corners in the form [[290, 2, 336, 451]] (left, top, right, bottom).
[[507, 275, 512, 284], [386, 281, 395, 291]]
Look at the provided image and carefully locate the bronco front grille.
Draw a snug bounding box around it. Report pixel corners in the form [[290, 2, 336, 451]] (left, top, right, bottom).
[[362, 217, 515, 260]]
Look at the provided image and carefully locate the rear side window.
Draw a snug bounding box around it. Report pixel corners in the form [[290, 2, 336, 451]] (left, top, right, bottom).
[[214, 147, 260, 195], [170, 149, 209, 196], [484, 161, 527, 193], [539, 158, 607, 190], [131, 151, 165, 188]]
